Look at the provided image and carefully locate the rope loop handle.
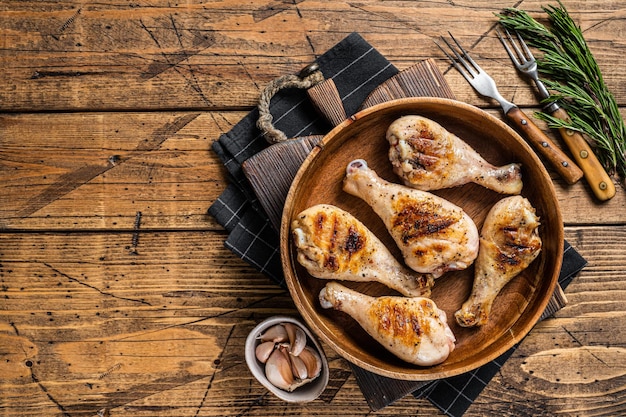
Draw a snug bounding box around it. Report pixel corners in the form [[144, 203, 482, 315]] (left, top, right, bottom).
[[257, 63, 324, 144]]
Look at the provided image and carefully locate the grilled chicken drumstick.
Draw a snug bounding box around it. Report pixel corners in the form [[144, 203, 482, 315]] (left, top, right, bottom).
[[387, 115, 523, 194], [343, 159, 479, 278], [319, 281, 456, 366], [455, 195, 542, 327], [292, 204, 433, 297]]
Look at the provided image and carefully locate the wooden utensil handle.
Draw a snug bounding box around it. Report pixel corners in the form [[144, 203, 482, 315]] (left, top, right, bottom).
[[506, 107, 583, 185], [551, 107, 616, 201]]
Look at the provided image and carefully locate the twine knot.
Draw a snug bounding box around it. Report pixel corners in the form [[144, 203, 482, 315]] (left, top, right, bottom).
[[257, 63, 324, 144]]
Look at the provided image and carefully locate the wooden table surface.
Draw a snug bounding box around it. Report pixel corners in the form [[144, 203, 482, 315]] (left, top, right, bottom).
[[1, 1, 625, 416]]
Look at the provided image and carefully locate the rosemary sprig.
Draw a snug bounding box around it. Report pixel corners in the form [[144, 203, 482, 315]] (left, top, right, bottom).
[[498, 1, 626, 185]]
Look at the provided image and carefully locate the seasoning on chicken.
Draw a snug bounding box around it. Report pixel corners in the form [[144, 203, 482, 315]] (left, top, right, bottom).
[[292, 204, 433, 297], [455, 195, 542, 327], [319, 281, 456, 366], [343, 159, 479, 278], [387, 115, 522, 194]]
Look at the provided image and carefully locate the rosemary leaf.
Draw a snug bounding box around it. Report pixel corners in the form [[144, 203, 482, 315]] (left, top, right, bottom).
[[498, 1, 626, 184]]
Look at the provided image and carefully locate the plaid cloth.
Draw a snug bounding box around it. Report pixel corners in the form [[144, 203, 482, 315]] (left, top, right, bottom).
[[208, 32, 587, 416]]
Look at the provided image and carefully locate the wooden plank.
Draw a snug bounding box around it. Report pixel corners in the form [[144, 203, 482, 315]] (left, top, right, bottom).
[[0, 225, 623, 416], [360, 59, 455, 107], [469, 225, 626, 416], [2, 111, 624, 231], [0, 111, 244, 230], [242, 135, 323, 231], [1, 1, 625, 111]]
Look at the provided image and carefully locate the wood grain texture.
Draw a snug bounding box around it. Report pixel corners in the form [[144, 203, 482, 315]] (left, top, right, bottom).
[[0, 226, 624, 416], [0, 111, 242, 230], [1, 0, 625, 416], [2, 110, 625, 231], [472, 226, 626, 417], [0, 1, 624, 111], [242, 135, 323, 230]]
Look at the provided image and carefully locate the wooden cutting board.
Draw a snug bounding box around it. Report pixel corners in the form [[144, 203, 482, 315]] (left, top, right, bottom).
[[243, 59, 454, 231], [241, 58, 567, 410]]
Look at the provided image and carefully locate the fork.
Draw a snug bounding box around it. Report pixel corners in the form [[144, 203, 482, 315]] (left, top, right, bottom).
[[497, 27, 615, 200], [436, 33, 582, 185]]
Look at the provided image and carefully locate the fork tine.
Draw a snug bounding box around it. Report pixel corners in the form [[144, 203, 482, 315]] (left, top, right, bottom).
[[434, 39, 468, 79], [506, 28, 529, 63], [498, 27, 536, 65], [514, 29, 536, 61], [496, 28, 521, 66], [436, 34, 479, 78], [434, 38, 454, 63], [447, 32, 482, 74]]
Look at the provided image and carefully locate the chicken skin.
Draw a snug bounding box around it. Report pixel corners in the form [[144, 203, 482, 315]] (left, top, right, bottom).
[[343, 159, 479, 278], [455, 195, 542, 327], [319, 282, 456, 366], [292, 204, 434, 297], [387, 115, 522, 194]]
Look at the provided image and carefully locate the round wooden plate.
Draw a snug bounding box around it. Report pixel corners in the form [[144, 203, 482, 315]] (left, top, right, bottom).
[[280, 97, 563, 381]]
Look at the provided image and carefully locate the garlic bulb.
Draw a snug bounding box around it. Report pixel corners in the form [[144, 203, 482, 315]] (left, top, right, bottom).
[[255, 322, 323, 392]]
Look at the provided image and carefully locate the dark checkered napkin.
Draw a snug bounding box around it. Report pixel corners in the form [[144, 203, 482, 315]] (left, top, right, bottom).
[[208, 32, 587, 416]]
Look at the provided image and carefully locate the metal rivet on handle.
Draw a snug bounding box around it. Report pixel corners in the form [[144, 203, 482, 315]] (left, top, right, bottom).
[[299, 62, 320, 78], [600, 182, 608, 190], [580, 150, 589, 159]]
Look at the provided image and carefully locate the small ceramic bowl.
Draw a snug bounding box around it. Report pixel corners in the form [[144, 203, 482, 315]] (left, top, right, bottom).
[[245, 315, 329, 402]]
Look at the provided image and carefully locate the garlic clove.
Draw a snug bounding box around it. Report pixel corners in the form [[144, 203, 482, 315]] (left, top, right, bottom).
[[298, 346, 322, 379], [284, 323, 307, 356], [264, 346, 293, 391], [255, 341, 275, 364], [289, 353, 308, 380], [284, 323, 297, 346], [259, 324, 288, 343]]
